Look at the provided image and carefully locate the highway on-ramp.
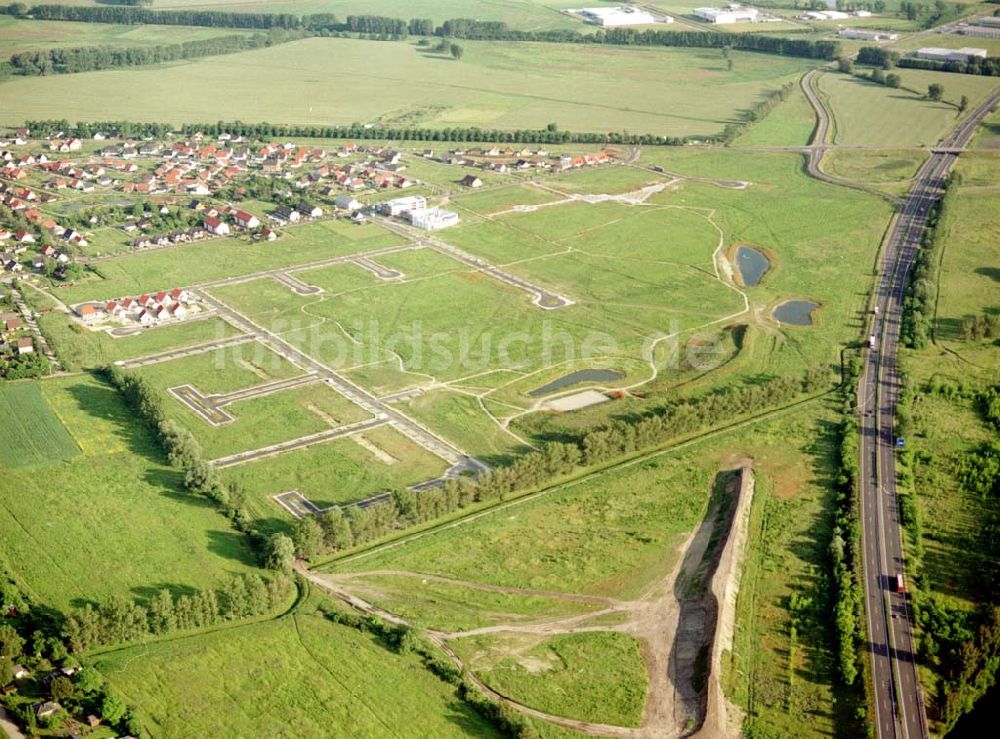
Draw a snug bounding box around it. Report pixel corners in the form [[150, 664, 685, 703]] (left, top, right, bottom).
[[858, 86, 1000, 739]]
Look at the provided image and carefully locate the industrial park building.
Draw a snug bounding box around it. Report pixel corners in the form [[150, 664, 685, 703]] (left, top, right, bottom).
[[409, 207, 460, 231], [914, 46, 988, 62], [576, 6, 664, 26], [693, 5, 759, 24], [838, 28, 899, 41]]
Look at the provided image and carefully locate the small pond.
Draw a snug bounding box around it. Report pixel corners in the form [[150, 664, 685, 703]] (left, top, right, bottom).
[[735, 245, 770, 287], [529, 369, 624, 397], [772, 300, 819, 326]]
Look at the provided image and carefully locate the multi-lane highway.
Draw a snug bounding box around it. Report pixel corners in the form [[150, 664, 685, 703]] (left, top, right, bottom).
[[858, 87, 1000, 739]]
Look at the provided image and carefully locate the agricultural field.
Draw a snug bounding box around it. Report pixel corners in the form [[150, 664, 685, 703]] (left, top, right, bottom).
[[94, 588, 499, 738], [0, 374, 258, 611], [0, 381, 79, 467], [0, 37, 815, 139], [0, 16, 255, 59], [818, 68, 999, 147]]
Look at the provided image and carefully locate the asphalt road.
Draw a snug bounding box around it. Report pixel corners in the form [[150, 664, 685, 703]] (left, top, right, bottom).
[[858, 87, 1000, 739]]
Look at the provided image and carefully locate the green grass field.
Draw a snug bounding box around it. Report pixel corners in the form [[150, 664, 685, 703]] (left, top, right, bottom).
[[819, 69, 999, 147], [95, 587, 499, 738], [220, 424, 448, 525], [0, 17, 255, 59], [0, 375, 257, 611], [823, 149, 927, 187], [330, 572, 599, 632], [56, 219, 400, 304], [0, 382, 80, 468], [452, 631, 648, 726], [0, 37, 815, 138], [335, 448, 712, 599]]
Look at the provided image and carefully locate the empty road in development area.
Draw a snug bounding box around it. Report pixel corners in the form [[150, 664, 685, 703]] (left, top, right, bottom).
[[858, 86, 1000, 739]]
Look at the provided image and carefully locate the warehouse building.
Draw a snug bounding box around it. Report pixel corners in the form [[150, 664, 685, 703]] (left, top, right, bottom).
[[838, 28, 899, 41], [409, 207, 460, 231], [914, 46, 988, 62], [575, 6, 664, 26], [693, 5, 759, 24]]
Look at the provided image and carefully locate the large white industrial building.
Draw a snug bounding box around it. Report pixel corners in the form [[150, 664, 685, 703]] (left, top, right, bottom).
[[575, 6, 664, 26], [409, 207, 460, 231], [379, 195, 427, 217], [914, 46, 988, 63], [693, 5, 759, 24], [838, 28, 899, 41]]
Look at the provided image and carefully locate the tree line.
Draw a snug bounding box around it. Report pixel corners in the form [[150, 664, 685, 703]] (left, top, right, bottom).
[[24, 116, 695, 146], [719, 81, 795, 145], [62, 573, 293, 652], [288, 367, 832, 559], [901, 171, 960, 349], [7, 32, 287, 75], [858, 45, 1000, 78], [6, 5, 840, 61], [828, 356, 866, 688], [894, 374, 1000, 731]]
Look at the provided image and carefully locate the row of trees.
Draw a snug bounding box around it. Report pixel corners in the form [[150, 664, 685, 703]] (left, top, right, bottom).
[[62, 573, 292, 652], [901, 172, 960, 348], [7, 32, 288, 76], [897, 56, 1000, 78], [289, 367, 832, 558], [858, 44, 1000, 78], [894, 375, 1000, 731], [829, 357, 865, 687], [24, 116, 695, 146], [719, 81, 795, 144]]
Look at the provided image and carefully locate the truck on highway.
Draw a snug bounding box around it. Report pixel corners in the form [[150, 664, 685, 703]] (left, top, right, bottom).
[[869, 335, 877, 350], [895, 572, 905, 594]]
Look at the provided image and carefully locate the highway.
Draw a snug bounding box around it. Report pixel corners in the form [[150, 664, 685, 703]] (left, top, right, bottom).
[[858, 86, 1000, 739]]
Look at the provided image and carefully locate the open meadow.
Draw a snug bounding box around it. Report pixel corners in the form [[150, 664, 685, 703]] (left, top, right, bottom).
[[0, 16, 255, 59], [0, 374, 257, 611], [818, 68, 999, 147], [322, 402, 848, 736], [94, 587, 499, 738], [0, 37, 815, 139]]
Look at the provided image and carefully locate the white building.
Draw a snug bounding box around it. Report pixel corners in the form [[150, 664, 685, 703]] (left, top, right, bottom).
[[838, 28, 899, 41], [914, 46, 988, 63], [803, 10, 850, 20], [409, 207, 460, 231], [380, 195, 427, 217], [693, 5, 759, 24], [334, 195, 362, 211], [575, 7, 665, 27]]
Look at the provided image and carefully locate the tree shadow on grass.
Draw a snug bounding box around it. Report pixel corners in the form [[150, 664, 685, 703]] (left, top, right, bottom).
[[65, 374, 166, 464], [130, 582, 200, 605]]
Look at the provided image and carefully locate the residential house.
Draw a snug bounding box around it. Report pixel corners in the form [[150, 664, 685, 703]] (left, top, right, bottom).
[[232, 209, 260, 229], [16, 337, 34, 355], [204, 216, 230, 236], [297, 202, 323, 218], [460, 175, 483, 188]]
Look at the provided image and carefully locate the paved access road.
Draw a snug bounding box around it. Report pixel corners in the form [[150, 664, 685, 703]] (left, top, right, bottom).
[[859, 87, 1000, 739]]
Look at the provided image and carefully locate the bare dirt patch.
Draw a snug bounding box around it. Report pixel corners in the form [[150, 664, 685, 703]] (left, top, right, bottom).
[[352, 434, 398, 465]]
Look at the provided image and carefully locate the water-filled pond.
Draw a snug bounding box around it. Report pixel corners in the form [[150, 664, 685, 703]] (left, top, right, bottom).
[[772, 300, 819, 326], [529, 369, 624, 397], [735, 245, 770, 287]]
